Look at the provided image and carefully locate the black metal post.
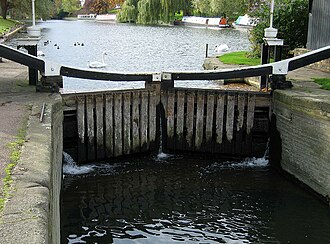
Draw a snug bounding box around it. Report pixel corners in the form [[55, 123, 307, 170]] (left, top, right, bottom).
[[274, 45, 282, 62], [18, 45, 38, 86], [260, 43, 270, 89]]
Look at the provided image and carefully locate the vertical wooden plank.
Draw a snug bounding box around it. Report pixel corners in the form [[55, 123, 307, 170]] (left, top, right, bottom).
[[77, 96, 86, 163], [216, 93, 225, 144], [95, 95, 104, 159], [236, 93, 246, 154], [132, 92, 140, 152], [123, 92, 131, 155], [114, 93, 123, 157], [148, 91, 157, 149], [176, 90, 185, 149], [186, 92, 195, 148], [195, 92, 204, 149], [247, 94, 256, 135], [167, 90, 175, 148], [140, 91, 148, 151], [86, 95, 95, 161], [226, 93, 235, 142], [205, 93, 215, 143], [246, 94, 256, 154], [105, 94, 114, 158]]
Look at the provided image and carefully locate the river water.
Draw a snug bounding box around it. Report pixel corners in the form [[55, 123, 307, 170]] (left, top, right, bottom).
[[13, 20, 329, 243]]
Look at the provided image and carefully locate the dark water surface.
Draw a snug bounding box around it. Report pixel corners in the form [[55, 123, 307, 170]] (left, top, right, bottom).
[[61, 154, 330, 244]]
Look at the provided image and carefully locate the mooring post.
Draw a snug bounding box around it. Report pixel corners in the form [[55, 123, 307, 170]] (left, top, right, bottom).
[[205, 44, 209, 58]]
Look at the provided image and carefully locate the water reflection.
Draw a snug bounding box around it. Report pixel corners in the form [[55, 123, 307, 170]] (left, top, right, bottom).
[[61, 155, 330, 243]]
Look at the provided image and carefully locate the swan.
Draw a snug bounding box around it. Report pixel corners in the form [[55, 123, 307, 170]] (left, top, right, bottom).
[[89, 51, 108, 68], [215, 44, 229, 53]]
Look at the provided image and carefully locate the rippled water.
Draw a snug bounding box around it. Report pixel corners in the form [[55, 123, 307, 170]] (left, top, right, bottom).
[[9, 20, 250, 92], [61, 154, 330, 244]]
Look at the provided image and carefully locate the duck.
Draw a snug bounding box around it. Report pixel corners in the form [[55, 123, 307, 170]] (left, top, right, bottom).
[[88, 51, 108, 68], [215, 44, 229, 53]]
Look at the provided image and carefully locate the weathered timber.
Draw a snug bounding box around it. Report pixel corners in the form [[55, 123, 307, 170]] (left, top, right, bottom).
[[86, 96, 95, 161], [63, 87, 271, 163], [160, 89, 271, 157]]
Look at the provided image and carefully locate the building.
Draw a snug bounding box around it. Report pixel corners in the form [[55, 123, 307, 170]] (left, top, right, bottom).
[[307, 0, 330, 50]]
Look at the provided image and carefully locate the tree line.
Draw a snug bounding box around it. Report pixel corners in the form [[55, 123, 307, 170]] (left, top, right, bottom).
[[0, 0, 309, 55]]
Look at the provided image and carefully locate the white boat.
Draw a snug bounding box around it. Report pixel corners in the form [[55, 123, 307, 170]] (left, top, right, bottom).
[[174, 16, 230, 28], [77, 14, 96, 20], [232, 14, 259, 29], [95, 14, 117, 22]]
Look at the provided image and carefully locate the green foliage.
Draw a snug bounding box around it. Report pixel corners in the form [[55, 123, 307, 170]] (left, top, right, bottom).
[[249, 0, 309, 57], [6, 0, 55, 20], [117, 0, 138, 22], [313, 78, 330, 91], [118, 0, 191, 24], [219, 51, 261, 66]]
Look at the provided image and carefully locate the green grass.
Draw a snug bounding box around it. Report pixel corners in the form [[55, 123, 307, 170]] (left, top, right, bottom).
[[0, 17, 19, 35], [313, 78, 330, 90], [219, 51, 261, 66]]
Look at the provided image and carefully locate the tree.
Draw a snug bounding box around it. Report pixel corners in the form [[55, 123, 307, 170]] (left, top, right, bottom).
[[249, 0, 309, 57], [0, 0, 8, 19]]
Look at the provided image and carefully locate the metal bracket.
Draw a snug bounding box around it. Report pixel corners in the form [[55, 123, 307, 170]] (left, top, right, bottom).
[[152, 73, 161, 82], [43, 60, 61, 76], [162, 73, 172, 81], [272, 60, 289, 75]]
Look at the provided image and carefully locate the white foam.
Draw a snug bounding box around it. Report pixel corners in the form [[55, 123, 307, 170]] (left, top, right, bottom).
[[62, 152, 94, 175]]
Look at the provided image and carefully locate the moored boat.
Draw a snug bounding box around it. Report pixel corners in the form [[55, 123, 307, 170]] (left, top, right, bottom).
[[232, 14, 259, 29], [95, 14, 117, 22], [174, 16, 230, 28], [77, 14, 96, 20]]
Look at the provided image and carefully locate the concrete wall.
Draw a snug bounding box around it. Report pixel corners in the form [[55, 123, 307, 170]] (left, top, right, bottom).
[[272, 88, 330, 202], [0, 95, 63, 243]]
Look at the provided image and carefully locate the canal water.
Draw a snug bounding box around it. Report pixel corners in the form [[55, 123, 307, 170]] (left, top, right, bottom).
[[10, 20, 330, 243]]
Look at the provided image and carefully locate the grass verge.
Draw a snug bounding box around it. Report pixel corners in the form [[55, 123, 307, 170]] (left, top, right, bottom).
[[219, 51, 261, 66], [312, 78, 330, 90], [0, 106, 30, 214], [0, 17, 20, 35]]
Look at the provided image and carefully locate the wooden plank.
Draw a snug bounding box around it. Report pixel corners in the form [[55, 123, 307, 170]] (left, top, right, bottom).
[[236, 93, 246, 154], [246, 94, 256, 154], [226, 93, 235, 142], [105, 94, 114, 158], [77, 96, 86, 163], [205, 93, 215, 143], [148, 91, 157, 149], [114, 93, 123, 157], [86, 95, 95, 161], [140, 91, 148, 151], [167, 91, 175, 148], [216, 93, 225, 145], [186, 92, 195, 148], [195, 92, 204, 149], [132, 92, 140, 152], [123, 92, 131, 155], [176, 90, 185, 149], [247, 94, 256, 134], [95, 95, 104, 159]]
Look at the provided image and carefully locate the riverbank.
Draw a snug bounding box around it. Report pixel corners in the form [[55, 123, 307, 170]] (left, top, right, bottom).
[[0, 59, 62, 243]]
